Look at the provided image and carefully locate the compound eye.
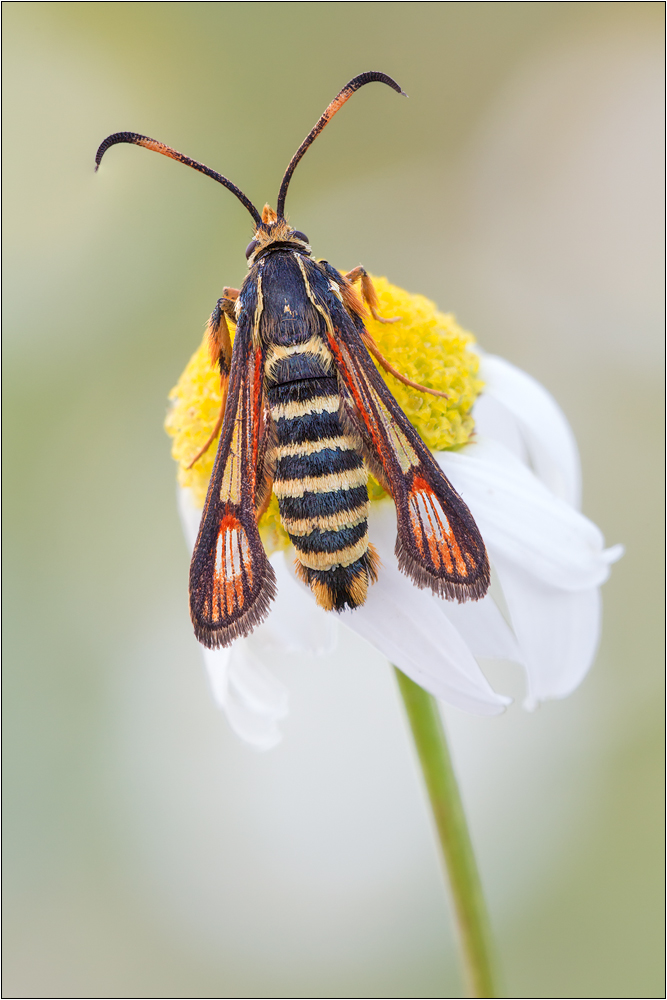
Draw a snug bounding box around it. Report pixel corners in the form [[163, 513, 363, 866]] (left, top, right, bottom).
[[245, 240, 259, 259], [292, 231, 309, 244]]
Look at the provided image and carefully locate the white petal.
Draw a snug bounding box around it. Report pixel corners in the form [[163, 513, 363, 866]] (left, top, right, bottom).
[[471, 392, 529, 465], [439, 591, 523, 664], [476, 354, 582, 507], [601, 543, 625, 565], [217, 687, 284, 750], [437, 438, 615, 591], [177, 485, 203, 550], [200, 645, 232, 710], [227, 642, 289, 719], [491, 556, 602, 708]]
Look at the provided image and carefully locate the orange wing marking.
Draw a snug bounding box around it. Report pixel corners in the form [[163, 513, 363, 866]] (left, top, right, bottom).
[[327, 335, 419, 472], [408, 477, 468, 577], [251, 348, 263, 469], [211, 514, 254, 620]]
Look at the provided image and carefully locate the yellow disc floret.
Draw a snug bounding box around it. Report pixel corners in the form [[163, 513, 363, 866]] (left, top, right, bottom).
[[164, 274, 483, 553]]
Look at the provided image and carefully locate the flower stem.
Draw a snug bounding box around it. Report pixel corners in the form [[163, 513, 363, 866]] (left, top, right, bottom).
[[394, 667, 498, 998]]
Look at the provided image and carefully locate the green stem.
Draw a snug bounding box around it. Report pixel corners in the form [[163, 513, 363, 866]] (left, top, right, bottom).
[[394, 667, 498, 998]]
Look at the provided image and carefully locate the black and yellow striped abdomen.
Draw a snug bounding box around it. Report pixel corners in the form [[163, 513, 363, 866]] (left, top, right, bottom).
[[258, 251, 378, 610], [267, 376, 378, 611]]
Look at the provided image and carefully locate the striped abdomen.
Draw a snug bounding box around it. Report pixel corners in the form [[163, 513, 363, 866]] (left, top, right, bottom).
[[268, 376, 379, 611]]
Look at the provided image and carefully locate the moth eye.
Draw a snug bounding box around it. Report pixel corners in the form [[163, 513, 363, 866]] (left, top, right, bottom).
[[245, 240, 259, 259], [292, 231, 309, 243]]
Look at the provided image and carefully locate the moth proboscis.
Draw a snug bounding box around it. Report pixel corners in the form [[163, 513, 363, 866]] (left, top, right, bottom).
[[96, 71, 490, 650]]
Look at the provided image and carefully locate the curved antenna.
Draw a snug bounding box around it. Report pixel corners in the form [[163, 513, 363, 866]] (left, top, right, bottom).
[[276, 71, 406, 219], [95, 132, 262, 225]]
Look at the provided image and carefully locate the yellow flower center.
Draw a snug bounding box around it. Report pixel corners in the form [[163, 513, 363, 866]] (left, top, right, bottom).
[[164, 274, 483, 553]]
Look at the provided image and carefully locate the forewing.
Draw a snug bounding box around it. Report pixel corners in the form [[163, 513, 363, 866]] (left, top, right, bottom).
[[321, 289, 489, 602], [189, 314, 276, 647]]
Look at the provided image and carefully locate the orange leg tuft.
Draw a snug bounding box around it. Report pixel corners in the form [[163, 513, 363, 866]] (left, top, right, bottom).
[[344, 266, 399, 324]]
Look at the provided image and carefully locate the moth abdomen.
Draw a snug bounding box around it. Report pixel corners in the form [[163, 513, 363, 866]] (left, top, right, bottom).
[[267, 375, 377, 612]]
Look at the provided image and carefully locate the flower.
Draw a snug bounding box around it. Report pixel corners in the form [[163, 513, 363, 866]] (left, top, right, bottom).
[[167, 278, 622, 749]]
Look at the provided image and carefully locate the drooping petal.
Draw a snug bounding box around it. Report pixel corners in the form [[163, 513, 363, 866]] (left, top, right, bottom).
[[227, 642, 289, 718], [214, 654, 285, 750], [362, 503, 522, 665], [177, 484, 205, 551], [339, 570, 511, 715], [179, 487, 336, 748], [476, 353, 582, 507], [439, 590, 523, 664], [200, 644, 285, 750], [490, 556, 603, 708], [285, 499, 512, 716], [437, 438, 619, 591], [219, 694, 284, 750]]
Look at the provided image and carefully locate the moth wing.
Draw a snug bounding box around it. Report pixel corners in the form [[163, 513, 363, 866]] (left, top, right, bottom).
[[189, 316, 276, 647], [325, 303, 489, 601]]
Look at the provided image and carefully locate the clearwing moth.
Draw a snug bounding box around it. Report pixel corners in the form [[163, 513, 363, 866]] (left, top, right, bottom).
[[96, 71, 490, 649]]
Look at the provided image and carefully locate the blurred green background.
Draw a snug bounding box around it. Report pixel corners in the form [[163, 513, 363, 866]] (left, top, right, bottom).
[[3, 3, 664, 997]]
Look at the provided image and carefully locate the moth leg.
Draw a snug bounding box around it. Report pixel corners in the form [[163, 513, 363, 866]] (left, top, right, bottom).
[[359, 330, 449, 399], [206, 289, 238, 371], [344, 266, 399, 324], [187, 292, 237, 469], [337, 267, 447, 398], [186, 377, 229, 470]]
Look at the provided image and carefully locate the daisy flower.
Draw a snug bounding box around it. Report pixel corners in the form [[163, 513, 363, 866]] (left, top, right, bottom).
[[166, 276, 622, 751]]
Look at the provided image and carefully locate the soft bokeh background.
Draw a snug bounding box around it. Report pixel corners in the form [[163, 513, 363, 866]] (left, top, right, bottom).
[[3, 3, 664, 997]]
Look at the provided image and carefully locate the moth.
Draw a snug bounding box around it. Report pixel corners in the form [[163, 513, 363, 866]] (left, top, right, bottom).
[[96, 71, 490, 649]]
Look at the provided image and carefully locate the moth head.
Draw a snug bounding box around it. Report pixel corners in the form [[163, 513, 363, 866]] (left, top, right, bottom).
[[244, 211, 312, 266]]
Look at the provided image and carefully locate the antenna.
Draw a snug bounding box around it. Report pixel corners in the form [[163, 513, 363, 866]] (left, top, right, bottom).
[[276, 71, 406, 219], [95, 132, 262, 225]]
